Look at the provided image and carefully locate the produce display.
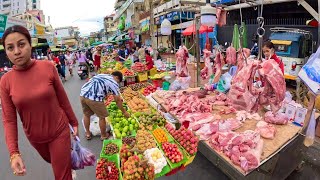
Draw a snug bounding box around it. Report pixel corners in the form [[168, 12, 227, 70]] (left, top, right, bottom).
[[122, 137, 136, 147], [144, 148, 167, 174], [124, 60, 133, 69], [162, 142, 184, 163], [165, 124, 198, 156], [115, 62, 124, 70], [102, 61, 117, 69], [135, 130, 157, 152], [127, 83, 151, 91], [120, 144, 134, 172], [122, 155, 155, 180], [141, 85, 157, 96], [131, 62, 147, 73], [108, 102, 138, 138], [104, 95, 114, 106], [135, 113, 166, 130], [149, 72, 167, 80], [104, 143, 119, 155], [127, 97, 150, 113], [152, 128, 168, 144], [122, 88, 139, 101], [96, 159, 119, 180], [122, 68, 135, 77]]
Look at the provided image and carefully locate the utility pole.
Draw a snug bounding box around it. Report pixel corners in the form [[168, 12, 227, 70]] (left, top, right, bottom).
[[150, 0, 154, 46]]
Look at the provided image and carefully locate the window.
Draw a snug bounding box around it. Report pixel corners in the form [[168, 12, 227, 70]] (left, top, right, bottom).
[[17, 2, 19, 6], [33, 0, 36, 3], [33, 4, 36, 9]]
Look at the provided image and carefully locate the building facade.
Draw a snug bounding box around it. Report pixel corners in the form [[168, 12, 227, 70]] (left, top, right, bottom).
[[0, 0, 41, 16]]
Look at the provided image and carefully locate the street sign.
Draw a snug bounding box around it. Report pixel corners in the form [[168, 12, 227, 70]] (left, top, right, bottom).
[[0, 14, 8, 33]]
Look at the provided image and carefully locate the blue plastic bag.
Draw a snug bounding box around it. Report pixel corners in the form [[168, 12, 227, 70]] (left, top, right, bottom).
[[303, 47, 320, 83]]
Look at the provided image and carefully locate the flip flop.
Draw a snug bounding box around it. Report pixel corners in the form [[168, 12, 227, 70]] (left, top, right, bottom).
[[85, 133, 92, 140], [100, 133, 110, 141]]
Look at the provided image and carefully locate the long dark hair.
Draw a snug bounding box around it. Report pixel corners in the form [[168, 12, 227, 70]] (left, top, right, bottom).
[[3, 25, 31, 49], [263, 41, 275, 49]]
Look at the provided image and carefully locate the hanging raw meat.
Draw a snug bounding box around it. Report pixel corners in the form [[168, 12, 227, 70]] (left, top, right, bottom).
[[212, 52, 224, 83], [175, 45, 189, 77], [236, 48, 251, 72], [216, 8, 227, 27], [228, 57, 286, 113], [200, 49, 213, 80], [226, 46, 237, 65]]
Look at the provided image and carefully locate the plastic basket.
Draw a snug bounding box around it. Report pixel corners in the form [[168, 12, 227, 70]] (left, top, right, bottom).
[[98, 155, 123, 180], [137, 72, 148, 82], [148, 67, 157, 77], [124, 75, 136, 86], [100, 139, 122, 158], [152, 79, 164, 88]]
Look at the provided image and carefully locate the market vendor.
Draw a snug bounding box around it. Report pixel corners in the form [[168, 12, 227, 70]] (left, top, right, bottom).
[[80, 71, 130, 140], [145, 50, 154, 70], [262, 41, 284, 74]]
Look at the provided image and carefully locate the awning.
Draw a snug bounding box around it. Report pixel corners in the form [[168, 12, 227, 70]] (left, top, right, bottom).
[[271, 40, 292, 45], [51, 48, 62, 52], [182, 24, 213, 36], [91, 41, 104, 46], [64, 39, 77, 43], [108, 35, 117, 42]]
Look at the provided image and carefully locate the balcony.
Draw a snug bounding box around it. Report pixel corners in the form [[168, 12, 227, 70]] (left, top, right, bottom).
[[153, 0, 207, 17], [2, 0, 11, 6]]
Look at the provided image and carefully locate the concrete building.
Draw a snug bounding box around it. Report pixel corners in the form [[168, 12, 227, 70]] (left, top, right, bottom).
[[0, 0, 40, 16], [0, 0, 27, 16], [104, 14, 117, 37]]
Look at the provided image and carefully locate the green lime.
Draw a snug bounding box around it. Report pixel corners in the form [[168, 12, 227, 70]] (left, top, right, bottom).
[[115, 123, 120, 128], [130, 119, 136, 124], [121, 132, 127, 137], [123, 126, 129, 133], [115, 132, 121, 139]]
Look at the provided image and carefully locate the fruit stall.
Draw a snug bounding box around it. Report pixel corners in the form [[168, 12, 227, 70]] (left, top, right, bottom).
[[96, 82, 199, 180]]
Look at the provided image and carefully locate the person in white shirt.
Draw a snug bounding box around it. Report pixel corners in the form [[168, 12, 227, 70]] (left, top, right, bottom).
[[65, 50, 75, 76]]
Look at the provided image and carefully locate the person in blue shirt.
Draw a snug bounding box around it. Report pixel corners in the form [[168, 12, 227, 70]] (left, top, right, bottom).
[[118, 46, 126, 62], [80, 71, 130, 140], [58, 51, 66, 78]]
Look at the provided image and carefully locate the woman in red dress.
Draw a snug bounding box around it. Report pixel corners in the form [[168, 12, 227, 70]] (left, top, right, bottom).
[[0, 25, 78, 180], [93, 46, 102, 73], [145, 50, 154, 70]]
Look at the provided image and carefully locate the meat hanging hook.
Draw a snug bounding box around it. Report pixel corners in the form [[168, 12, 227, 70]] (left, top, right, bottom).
[[257, 17, 265, 61]]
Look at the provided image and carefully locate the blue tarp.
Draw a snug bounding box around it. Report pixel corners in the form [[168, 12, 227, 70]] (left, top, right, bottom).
[[269, 32, 302, 42], [214, 0, 237, 4]]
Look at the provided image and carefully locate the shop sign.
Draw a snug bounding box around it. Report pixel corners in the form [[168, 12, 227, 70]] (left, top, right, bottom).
[[35, 24, 45, 35], [0, 14, 8, 33], [140, 19, 150, 32]]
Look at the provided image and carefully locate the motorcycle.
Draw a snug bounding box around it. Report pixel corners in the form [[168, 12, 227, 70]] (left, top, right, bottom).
[[78, 61, 94, 80]]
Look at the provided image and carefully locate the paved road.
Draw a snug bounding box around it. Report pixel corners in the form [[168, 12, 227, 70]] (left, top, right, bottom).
[[0, 70, 319, 180]]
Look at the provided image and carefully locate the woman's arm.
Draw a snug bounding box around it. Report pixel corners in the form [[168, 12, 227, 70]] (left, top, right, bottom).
[[0, 76, 19, 156], [50, 64, 78, 127]]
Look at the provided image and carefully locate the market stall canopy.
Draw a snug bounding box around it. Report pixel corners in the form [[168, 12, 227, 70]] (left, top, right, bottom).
[[91, 41, 104, 46], [182, 24, 214, 36], [50, 47, 62, 52], [108, 35, 117, 42]]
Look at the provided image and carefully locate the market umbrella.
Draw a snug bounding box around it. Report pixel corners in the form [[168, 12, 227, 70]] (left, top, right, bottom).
[[241, 22, 248, 48], [232, 24, 240, 50], [182, 24, 214, 36]]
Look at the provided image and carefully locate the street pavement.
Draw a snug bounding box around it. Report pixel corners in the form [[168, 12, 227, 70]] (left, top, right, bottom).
[[0, 69, 319, 180]]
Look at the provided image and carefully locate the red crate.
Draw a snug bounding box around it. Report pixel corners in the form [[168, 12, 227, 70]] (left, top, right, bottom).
[[152, 79, 164, 88]]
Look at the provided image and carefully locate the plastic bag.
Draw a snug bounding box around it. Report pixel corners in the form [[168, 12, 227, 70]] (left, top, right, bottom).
[[78, 141, 96, 166], [304, 109, 316, 147], [217, 72, 232, 93], [89, 116, 100, 136], [71, 140, 84, 170], [303, 46, 320, 83], [169, 76, 191, 91]]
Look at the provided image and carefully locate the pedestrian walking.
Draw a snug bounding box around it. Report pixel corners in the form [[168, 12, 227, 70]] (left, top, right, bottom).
[[0, 25, 78, 180], [65, 50, 75, 76]]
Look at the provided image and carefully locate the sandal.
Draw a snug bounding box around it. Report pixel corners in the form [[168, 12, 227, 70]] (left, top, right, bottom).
[[85, 132, 92, 140], [100, 133, 110, 141]]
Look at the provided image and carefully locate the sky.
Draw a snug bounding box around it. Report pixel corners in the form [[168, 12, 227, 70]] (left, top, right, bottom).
[[40, 0, 116, 36]]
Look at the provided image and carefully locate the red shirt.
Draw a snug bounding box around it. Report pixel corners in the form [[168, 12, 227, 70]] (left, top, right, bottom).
[[53, 56, 60, 65], [0, 60, 78, 155], [269, 54, 284, 74], [146, 55, 154, 70]]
